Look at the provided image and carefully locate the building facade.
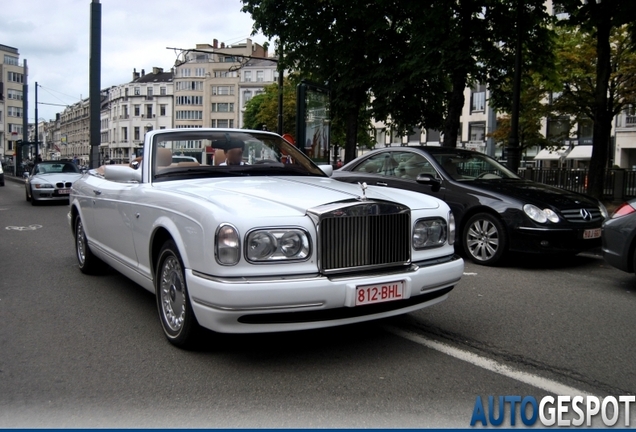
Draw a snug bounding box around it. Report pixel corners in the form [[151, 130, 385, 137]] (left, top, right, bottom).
[[0, 44, 25, 165]]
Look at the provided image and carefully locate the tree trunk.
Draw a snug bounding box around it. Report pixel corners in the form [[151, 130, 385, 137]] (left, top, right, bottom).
[[443, 70, 467, 148], [344, 102, 360, 163], [588, 11, 612, 200]]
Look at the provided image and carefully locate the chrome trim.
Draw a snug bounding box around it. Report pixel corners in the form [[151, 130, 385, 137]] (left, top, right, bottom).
[[191, 297, 324, 312], [516, 227, 573, 232], [192, 270, 322, 284]]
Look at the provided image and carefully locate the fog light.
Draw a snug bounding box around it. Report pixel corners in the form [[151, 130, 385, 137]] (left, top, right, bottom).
[[540, 240, 550, 247]]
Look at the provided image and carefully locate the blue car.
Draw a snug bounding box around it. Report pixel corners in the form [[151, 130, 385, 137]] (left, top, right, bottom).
[[602, 198, 636, 275]]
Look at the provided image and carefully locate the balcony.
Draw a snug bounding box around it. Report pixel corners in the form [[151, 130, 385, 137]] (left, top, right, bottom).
[[626, 115, 636, 126]]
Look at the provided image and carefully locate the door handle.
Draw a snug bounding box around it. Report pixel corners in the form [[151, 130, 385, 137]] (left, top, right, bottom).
[[376, 182, 388, 186], [93, 189, 102, 195]]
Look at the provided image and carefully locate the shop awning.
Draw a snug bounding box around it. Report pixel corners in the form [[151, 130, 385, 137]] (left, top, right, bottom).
[[565, 145, 593, 160], [534, 147, 569, 160]]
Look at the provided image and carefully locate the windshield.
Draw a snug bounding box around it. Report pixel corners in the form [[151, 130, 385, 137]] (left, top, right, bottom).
[[431, 152, 519, 181], [34, 162, 80, 175], [150, 130, 327, 182]]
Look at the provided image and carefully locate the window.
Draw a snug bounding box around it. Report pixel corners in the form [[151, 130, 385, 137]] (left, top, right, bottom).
[[213, 86, 234, 95], [7, 89, 23, 100], [160, 87, 167, 95], [256, 70, 264, 82], [160, 105, 166, 116], [8, 106, 23, 118], [243, 90, 253, 106], [122, 127, 128, 141], [147, 87, 153, 96], [146, 105, 153, 118], [195, 67, 206, 77], [211, 103, 234, 112], [134, 127, 140, 141], [134, 105, 140, 116], [176, 81, 203, 91], [224, 56, 236, 62], [7, 72, 23, 83], [180, 68, 191, 77], [547, 117, 571, 144], [134, 87, 140, 95], [578, 119, 593, 145], [468, 122, 486, 142], [216, 119, 234, 128], [176, 96, 203, 105], [4, 55, 19, 66], [244, 71, 252, 82], [471, 83, 486, 112], [176, 110, 203, 120]]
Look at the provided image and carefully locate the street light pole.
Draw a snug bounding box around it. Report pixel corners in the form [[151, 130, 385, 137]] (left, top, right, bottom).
[[35, 82, 39, 161], [506, 0, 523, 172]]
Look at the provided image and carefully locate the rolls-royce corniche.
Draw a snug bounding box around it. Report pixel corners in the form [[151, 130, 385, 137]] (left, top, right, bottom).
[[68, 129, 464, 348]]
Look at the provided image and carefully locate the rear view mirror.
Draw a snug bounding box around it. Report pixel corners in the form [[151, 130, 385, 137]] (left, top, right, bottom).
[[416, 174, 441, 192]]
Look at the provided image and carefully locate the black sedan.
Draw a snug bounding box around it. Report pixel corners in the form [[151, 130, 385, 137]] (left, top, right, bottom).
[[332, 147, 608, 265], [602, 199, 636, 276]]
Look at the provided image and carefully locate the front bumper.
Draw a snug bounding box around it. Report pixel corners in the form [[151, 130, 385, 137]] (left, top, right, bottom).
[[187, 254, 464, 334], [31, 188, 72, 201], [510, 225, 602, 254]]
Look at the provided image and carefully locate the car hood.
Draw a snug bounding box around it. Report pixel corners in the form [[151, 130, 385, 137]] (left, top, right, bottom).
[[31, 173, 83, 183], [154, 176, 442, 216], [466, 179, 600, 209]]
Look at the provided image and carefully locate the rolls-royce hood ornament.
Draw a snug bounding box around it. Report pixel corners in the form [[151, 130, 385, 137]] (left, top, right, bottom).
[[358, 182, 368, 201]]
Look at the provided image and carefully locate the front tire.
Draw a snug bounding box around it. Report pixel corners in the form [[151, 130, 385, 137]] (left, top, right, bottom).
[[156, 240, 202, 348], [463, 212, 507, 266], [75, 215, 102, 274]]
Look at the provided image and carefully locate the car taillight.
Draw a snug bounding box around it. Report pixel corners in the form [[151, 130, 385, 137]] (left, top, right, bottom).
[[611, 202, 636, 219]]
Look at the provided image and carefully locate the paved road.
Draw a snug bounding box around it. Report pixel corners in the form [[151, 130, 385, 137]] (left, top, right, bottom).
[[0, 176, 634, 427]]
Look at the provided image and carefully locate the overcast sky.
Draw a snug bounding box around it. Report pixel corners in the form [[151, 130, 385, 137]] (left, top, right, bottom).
[[0, 0, 271, 122]]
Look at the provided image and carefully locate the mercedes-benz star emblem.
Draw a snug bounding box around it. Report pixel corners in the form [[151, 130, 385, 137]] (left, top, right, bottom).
[[580, 208, 592, 221], [358, 182, 368, 201]]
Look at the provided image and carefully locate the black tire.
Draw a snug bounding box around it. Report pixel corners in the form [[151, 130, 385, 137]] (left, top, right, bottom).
[[155, 240, 202, 348], [462, 212, 508, 266], [74, 215, 102, 274]]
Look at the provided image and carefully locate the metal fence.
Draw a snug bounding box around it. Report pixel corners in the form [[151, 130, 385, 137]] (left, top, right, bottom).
[[518, 168, 636, 201]]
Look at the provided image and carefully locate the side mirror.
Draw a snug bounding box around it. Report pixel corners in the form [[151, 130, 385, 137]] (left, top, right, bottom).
[[319, 164, 333, 177], [416, 174, 441, 192]]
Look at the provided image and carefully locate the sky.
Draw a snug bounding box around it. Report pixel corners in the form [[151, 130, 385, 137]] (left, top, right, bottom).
[[0, 0, 271, 122]]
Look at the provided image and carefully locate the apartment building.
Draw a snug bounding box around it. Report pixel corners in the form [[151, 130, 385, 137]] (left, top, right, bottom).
[[238, 58, 279, 128], [100, 67, 174, 164], [0, 44, 25, 164]]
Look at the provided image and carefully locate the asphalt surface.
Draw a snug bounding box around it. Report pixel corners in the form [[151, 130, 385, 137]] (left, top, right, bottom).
[[0, 175, 634, 428]]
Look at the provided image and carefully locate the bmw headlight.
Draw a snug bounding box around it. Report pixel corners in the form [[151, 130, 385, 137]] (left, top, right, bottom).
[[413, 218, 447, 250], [523, 204, 559, 223], [34, 183, 54, 189], [246, 228, 310, 262], [215, 224, 240, 265]]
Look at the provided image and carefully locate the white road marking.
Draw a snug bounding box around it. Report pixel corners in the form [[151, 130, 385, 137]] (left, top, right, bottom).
[[385, 326, 593, 397], [5, 224, 42, 231], [463, 272, 478, 276]]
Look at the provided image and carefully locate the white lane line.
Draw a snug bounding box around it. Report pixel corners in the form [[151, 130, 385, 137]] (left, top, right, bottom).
[[385, 326, 593, 397]]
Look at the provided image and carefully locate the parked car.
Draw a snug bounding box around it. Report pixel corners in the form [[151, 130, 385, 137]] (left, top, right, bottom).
[[602, 199, 636, 276], [68, 129, 464, 348], [332, 147, 608, 266], [172, 155, 198, 164], [0, 163, 4, 186], [25, 161, 83, 205]]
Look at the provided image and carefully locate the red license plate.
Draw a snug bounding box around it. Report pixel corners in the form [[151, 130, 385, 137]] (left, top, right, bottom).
[[583, 228, 601, 239], [355, 280, 405, 306], [57, 189, 71, 195]]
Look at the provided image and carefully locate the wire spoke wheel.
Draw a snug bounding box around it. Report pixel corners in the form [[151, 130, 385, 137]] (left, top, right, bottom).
[[159, 256, 187, 333]]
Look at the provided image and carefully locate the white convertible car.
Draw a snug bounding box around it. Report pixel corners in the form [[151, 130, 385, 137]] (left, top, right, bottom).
[[69, 129, 464, 348]]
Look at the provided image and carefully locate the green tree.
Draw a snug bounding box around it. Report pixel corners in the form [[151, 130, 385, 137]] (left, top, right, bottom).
[[242, 93, 267, 130], [552, 0, 636, 199], [242, 78, 298, 133]]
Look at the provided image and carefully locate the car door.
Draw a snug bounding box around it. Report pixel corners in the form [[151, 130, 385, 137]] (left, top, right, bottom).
[[91, 178, 140, 270]]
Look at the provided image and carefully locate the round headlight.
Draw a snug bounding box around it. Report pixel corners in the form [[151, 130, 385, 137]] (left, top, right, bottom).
[[543, 208, 559, 223], [523, 204, 547, 223], [412, 222, 430, 249], [279, 231, 303, 257], [247, 232, 277, 260]]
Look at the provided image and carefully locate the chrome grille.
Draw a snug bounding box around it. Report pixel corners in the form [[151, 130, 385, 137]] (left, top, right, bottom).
[[560, 208, 602, 223], [315, 201, 411, 274]]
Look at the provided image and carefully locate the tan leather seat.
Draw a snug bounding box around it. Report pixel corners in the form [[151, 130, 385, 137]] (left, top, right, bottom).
[[157, 148, 173, 167]]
